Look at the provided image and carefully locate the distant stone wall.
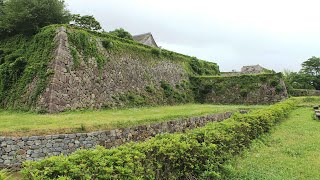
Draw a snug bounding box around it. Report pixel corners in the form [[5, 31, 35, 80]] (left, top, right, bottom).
[[192, 73, 288, 104], [241, 65, 264, 74], [0, 112, 232, 169], [290, 89, 320, 97]]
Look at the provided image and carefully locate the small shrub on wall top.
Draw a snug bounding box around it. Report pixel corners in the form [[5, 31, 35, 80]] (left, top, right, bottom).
[[21, 98, 298, 179]]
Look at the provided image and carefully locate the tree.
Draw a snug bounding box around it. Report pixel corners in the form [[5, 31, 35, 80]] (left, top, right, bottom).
[[284, 56, 320, 90], [71, 14, 102, 31], [0, 0, 4, 23], [301, 56, 320, 76], [0, 0, 71, 36], [109, 28, 133, 40], [284, 71, 316, 90]]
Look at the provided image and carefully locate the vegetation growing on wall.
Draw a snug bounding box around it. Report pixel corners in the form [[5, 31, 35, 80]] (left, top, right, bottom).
[[70, 26, 220, 76], [190, 56, 219, 76], [0, 24, 221, 111], [191, 73, 286, 104], [101, 80, 194, 109], [0, 25, 58, 110], [67, 28, 106, 70], [289, 89, 320, 97], [21, 98, 298, 179]]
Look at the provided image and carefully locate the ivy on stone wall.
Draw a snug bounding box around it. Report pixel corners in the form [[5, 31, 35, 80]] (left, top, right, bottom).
[[191, 73, 287, 104], [67, 29, 106, 71], [68, 26, 220, 77], [0, 25, 58, 110]]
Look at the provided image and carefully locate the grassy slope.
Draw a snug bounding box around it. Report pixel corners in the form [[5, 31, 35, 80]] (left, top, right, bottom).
[[0, 104, 264, 137], [225, 107, 320, 179]]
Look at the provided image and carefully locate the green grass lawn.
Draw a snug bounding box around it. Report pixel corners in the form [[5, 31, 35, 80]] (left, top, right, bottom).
[[225, 107, 320, 179], [0, 104, 264, 137]]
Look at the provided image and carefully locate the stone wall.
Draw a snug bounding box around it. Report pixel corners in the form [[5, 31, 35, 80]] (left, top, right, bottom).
[[192, 73, 288, 104], [241, 65, 264, 74], [37, 27, 189, 113], [290, 89, 320, 96], [0, 112, 232, 169]]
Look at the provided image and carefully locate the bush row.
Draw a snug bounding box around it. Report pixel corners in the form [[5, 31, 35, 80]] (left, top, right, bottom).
[[21, 98, 298, 179]]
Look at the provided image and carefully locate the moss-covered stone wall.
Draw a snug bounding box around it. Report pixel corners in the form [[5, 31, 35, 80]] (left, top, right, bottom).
[[0, 25, 219, 112], [0, 25, 288, 113], [191, 73, 288, 104]]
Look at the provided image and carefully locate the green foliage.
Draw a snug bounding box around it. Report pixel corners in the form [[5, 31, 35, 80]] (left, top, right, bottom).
[[21, 98, 298, 179], [0, 25, 58, 109], [275, 84, 284, 93], [76, 27, 220, 76], [150, 48, 161, 57], [224, 107, 320, 179], [0, 169, 13, 180], [0, 104, 262, 136], [0, 0, 70, 36], [284, 57, 320, 91], [118, 92, 147, 107], [290, 89, 320, 97], [301, 56, 320, 76], [160, 81, 193, 104], [190, 57, 219, 76], [191, 73, 286, 104], [101, 40, 113, 49], [71, 14, 102, 31], [109, 28, 133, 40], [270, 79, 279, 87], [283, 71, 316, 90], [0, 25, 219, 111], [145, 85, 155, 93], [67, 28, 106, 70]]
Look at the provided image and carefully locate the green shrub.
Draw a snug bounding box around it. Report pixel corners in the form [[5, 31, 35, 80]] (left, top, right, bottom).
[[160, 81, 174, 97], [240, 89, 248, 97], [275, 84, 284, 93], [21, 98, 298, 179], [101, 40, 113, 49], [0, 169, 12, 180], [270, 80, 279, 87], [190, 56, 219, 76], [151, 48, 161, 57], [145, 85, 155, 93], [117, 92, 146, 107]]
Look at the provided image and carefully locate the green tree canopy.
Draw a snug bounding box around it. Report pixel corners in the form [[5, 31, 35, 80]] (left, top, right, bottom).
[[109, 28, 133, 40], [0, 0, 71, 36], [284, 71, 316, 90], [301, 56, 320, 76], [71, 14, 102, 31], [284, 57, 320, 90]]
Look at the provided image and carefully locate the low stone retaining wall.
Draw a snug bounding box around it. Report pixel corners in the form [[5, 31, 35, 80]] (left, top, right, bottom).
[[0, 112, 232, 169]]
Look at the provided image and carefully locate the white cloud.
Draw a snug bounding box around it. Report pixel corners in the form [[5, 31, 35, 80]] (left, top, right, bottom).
[[65, 0, 320, 72]]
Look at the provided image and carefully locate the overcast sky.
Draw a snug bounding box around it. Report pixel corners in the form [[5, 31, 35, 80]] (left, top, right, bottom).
[[65, 0, 320, 72]]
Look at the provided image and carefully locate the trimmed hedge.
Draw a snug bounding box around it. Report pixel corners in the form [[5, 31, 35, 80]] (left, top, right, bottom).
[[21, 98, 298, 179]]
